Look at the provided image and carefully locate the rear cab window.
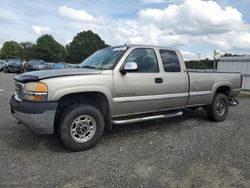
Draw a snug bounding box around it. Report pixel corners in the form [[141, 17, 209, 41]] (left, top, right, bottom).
[[159, 49, 181, 72]]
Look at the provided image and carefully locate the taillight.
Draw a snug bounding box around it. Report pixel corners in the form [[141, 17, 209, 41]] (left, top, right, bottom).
[[240, 74, 243, 88]]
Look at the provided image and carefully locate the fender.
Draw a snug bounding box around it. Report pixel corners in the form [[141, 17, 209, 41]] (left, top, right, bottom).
[[50, 85, 114, 114], [209, 82, 231, 104]]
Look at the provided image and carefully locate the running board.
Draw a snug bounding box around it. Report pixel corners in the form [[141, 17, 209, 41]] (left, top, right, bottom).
[[112, 111, 183, 125]]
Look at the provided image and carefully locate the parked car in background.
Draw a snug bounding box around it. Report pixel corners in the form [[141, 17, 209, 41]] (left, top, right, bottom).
[[26, 59, 47, 71], [2, 61, 8, 71], [4, 59, 23, 73], [0, 60, 6, 71], [52, 63, 65, 69], [46, 62, 54, 69]]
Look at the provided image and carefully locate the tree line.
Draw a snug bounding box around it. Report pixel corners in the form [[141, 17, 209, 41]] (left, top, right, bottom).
[[185, 59, 216, 69], [0, 29, 222, 69], [0, 30, 109, 64]]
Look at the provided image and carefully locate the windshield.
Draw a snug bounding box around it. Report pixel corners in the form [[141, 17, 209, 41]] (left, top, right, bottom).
[[29, 60, 45, 65], [7, 59, 21, 65], [79, 47, 127, 70]]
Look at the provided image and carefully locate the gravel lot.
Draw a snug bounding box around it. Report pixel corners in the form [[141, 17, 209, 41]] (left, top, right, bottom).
[[0, 71, 250, 188]]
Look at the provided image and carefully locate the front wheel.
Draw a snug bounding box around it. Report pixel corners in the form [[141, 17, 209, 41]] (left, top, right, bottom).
[[205, 93, 229, 122], [58, 104, 105, 151]]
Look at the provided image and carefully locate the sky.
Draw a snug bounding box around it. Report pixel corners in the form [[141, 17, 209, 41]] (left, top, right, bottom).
[[1, 0, 250, 60]]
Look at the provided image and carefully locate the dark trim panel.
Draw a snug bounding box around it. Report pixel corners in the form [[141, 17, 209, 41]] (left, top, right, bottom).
[[10, 95, 58, 114]]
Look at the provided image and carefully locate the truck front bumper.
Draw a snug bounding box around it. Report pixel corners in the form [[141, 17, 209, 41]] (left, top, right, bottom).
[[9, 96, 58, 134]]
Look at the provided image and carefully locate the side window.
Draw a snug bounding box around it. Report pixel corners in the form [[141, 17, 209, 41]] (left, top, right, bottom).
[[160, 50, 181, 72], [124, 48, 159, 73]]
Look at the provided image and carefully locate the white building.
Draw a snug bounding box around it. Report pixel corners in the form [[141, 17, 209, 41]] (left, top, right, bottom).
[[217, 56, 250, 90]]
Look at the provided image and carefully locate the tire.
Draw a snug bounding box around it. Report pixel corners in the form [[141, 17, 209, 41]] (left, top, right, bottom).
[[205, 93, 229, 122], [58, 104, 105, 151]]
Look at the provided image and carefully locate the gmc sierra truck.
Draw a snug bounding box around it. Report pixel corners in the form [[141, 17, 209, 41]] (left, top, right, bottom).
[[10, 45, 242, 151]]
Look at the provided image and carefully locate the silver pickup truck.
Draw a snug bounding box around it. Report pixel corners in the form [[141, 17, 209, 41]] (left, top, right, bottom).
[[10, 45, 242, 151]]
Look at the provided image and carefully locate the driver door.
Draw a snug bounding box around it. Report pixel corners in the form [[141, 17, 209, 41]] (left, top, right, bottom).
[[113, 48, 165, 116]]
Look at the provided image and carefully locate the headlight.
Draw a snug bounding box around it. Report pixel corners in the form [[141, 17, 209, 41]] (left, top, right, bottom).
[[23, 82, 48, 102]]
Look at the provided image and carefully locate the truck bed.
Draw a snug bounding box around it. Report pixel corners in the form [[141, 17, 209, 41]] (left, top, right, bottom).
[[186, 70, 241, 106]]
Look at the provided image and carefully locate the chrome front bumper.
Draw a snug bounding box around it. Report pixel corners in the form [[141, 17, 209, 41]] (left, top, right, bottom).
[[10, 96, 57, 134]]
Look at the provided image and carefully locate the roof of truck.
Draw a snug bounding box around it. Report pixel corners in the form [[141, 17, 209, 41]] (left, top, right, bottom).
[[111, 44, 178, 51]]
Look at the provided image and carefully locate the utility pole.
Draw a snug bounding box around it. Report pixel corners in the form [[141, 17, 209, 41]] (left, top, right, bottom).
[[213, 50, 217, 71], [197, 53, 200, 70]]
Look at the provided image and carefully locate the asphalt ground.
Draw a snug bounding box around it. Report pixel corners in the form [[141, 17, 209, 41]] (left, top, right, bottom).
[[0, 71, 250, 188]]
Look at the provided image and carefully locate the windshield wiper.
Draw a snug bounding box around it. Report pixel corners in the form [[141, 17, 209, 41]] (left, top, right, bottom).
[[81, 65, 97, 69]]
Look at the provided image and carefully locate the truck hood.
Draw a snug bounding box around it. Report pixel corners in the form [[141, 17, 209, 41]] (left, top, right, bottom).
[[14, 68, 102, 83]]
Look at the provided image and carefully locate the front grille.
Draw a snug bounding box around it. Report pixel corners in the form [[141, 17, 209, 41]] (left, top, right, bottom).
[[15, 82, 24, 101]]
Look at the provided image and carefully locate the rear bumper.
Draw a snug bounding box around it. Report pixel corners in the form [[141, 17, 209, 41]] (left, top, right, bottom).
[[229, 88, 241, 98], [9, 96, 58, 134]]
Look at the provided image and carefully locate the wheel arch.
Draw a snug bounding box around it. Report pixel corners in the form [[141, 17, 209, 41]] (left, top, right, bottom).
[[54, 91, 112, 131], [209, 83, 231, 104]]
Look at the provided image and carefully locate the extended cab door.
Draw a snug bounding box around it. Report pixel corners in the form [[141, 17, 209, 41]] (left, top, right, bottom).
[[113, 47, 168, 116], [157, 49, 189, 109]]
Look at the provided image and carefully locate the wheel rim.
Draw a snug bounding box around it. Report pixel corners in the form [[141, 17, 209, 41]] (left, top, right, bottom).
[[70, 115, 96, 143], [216, 99, 226, 116]]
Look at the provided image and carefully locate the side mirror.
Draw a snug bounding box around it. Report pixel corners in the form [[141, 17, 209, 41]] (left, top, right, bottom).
[[120, 62, 138, 74]]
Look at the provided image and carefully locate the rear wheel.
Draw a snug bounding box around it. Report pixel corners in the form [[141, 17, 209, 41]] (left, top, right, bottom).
[[58, 104, 105, 151], [205, 93, 229, 122]]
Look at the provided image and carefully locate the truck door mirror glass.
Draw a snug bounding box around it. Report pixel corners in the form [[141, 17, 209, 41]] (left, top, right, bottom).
[[123, 62, 138, 72]]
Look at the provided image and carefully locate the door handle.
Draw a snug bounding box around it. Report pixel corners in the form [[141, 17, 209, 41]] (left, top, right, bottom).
[[155, 77, 163, 84]]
